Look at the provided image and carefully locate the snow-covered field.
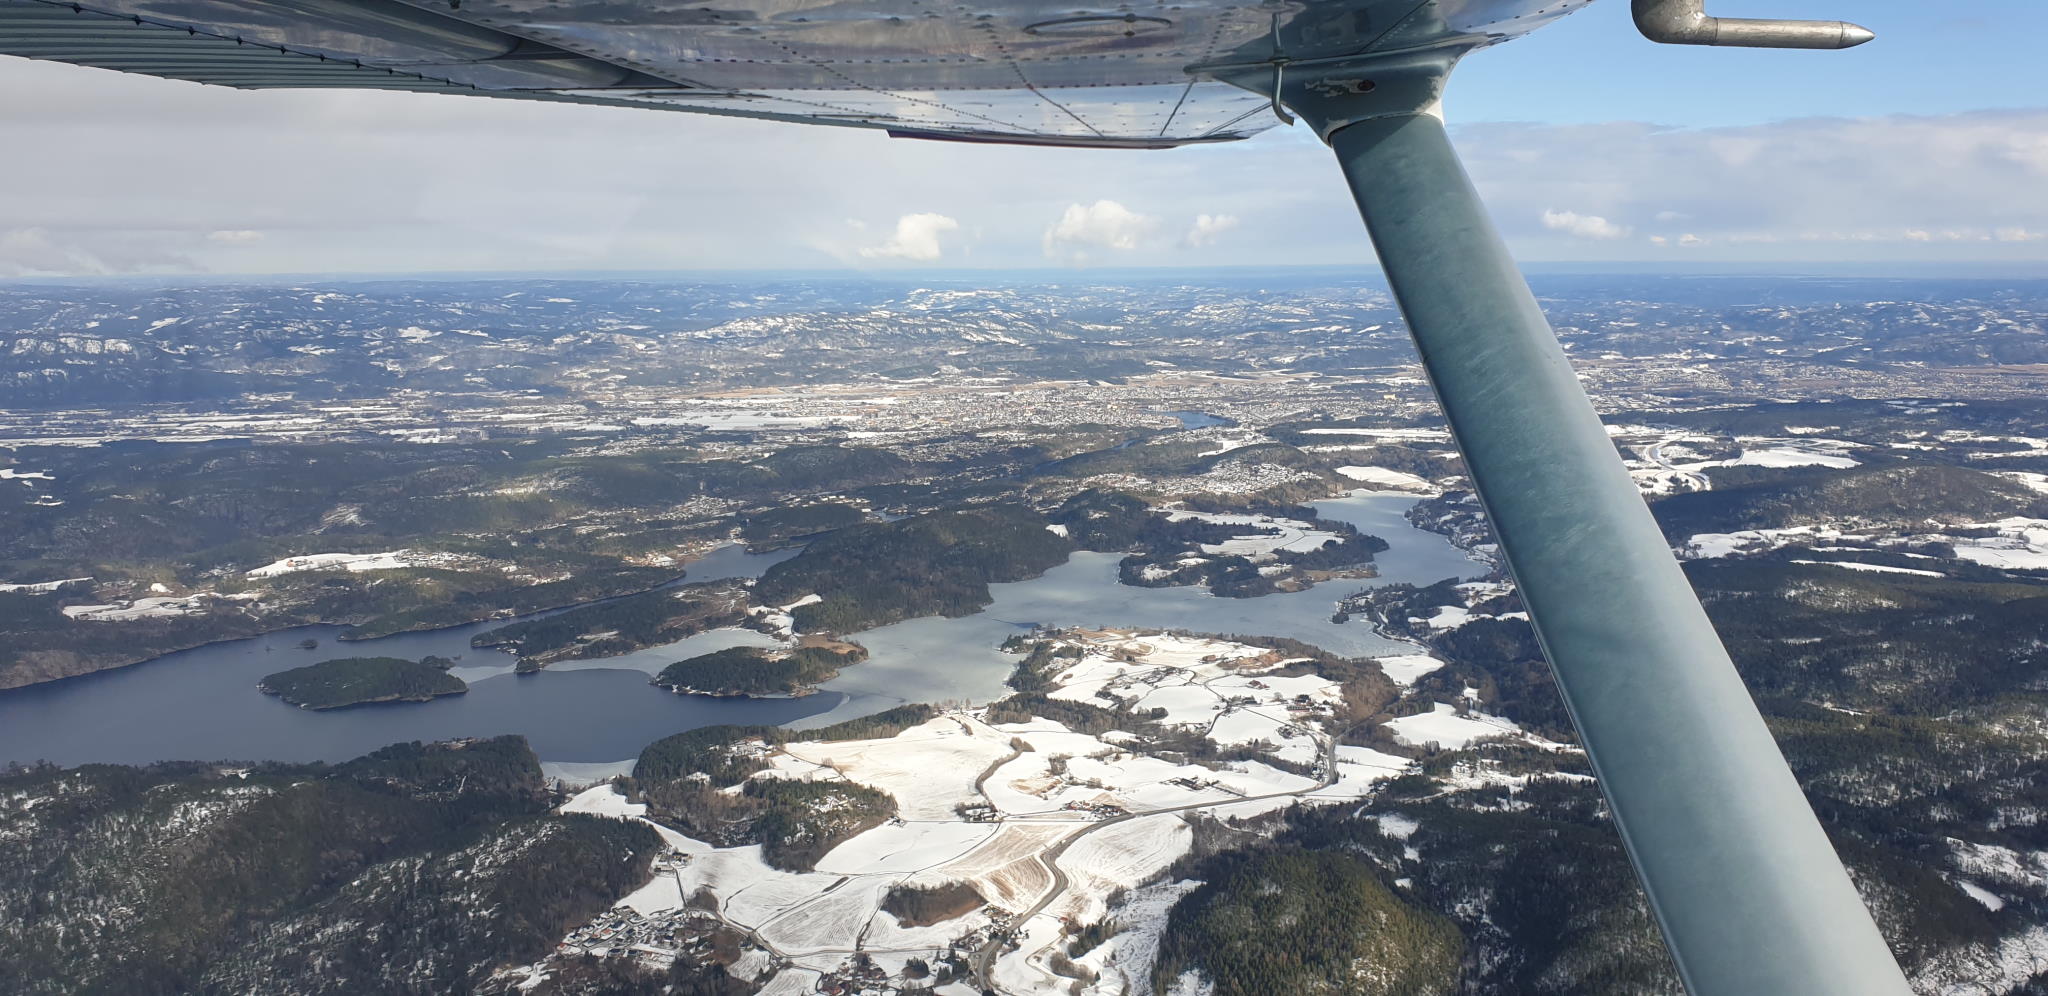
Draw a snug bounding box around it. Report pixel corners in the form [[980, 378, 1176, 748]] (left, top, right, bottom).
[[1947, 518, 2048, 571], [1334, 466, 1434, 492], [1298, 427, 1451, 441], [547, 630, 1443, 994], [1160, 510, 1345, 558], [247, 550, 430, 577], [1385, 702, 1529, 751], [0, 576, 91, 592], [1683, 517, 2048, 572], [1613, 426, 1865, 496], [1375, 653, 1447, 687], [1788, 559, 1945, 577], [61, 591, 248, 621]]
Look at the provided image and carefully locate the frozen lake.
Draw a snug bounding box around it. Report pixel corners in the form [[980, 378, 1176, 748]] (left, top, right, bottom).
[[0, 494, 1485, 767]]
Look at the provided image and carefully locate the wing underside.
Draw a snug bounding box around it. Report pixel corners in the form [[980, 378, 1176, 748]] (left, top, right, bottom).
[[0, 0, 1588, 146]]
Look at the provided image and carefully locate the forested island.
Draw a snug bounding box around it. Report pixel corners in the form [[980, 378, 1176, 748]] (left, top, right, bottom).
[[1053, 490, 1391, 597], [653, 642, 867, 697], [469, 581, 748, 672], [258, 656, 468, 709], [751, 504, 1073, 634]]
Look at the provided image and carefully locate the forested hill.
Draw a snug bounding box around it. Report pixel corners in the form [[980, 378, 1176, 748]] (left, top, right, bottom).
[[0, 737, 657, 995], [751, 504, 1073, 633], [629, 707, 937, 871], [1154, 849, 1463, 996], [1652, 463, 2048, 541], [469, 582, 748, 672]]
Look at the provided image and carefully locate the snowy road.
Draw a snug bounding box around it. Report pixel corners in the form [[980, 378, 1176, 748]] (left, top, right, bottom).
[[967, 719, 1361, 993]]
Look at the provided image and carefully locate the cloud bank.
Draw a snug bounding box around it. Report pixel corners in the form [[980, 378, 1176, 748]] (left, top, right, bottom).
[[1, 57, 2045, 274]]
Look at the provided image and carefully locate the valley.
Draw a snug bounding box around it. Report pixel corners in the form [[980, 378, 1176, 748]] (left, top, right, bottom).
[[4, 272, 2048, 995]]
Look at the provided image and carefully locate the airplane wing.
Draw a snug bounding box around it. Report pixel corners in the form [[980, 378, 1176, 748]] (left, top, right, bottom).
[[0, 2, 1913, 994], [0, 0, 1592, 147]]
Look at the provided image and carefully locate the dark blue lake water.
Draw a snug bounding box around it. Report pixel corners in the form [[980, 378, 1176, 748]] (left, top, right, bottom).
[[0, 495, 1483, 768]]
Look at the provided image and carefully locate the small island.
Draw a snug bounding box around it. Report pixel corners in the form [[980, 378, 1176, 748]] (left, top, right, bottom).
[[259, 656, 468, 710], [653, 642, 866, 697]]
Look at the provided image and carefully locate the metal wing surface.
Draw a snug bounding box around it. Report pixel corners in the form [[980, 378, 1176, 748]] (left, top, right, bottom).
[[0, 0, 1591, 146]]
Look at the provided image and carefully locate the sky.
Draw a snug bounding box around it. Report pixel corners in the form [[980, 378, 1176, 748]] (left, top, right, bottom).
[[1, 0, 2044, 277]]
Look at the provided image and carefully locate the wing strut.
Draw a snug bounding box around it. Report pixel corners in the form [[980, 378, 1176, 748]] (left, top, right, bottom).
[[1267, 61, 1914, 996]]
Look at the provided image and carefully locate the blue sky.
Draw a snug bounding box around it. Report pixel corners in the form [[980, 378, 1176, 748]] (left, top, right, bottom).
[[1452, 0, 2046, 125], [1, 1, 2044, 275]]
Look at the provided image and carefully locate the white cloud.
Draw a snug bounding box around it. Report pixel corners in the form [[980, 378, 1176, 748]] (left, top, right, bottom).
[[857, 212, 960, 261], [1043, 200, 1158, 261], [1183, 213, 1240, 248], [1541, 209, 1631, 241], [206, 229, 264, 243], [0, 225, 196, 277], [4, 55, 2048, 272], [1469, 112, 2048, 261]]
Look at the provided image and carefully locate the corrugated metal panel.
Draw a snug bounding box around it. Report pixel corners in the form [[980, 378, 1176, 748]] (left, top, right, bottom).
[[0, 1, 479, 90], [0, 0, 925, 132]]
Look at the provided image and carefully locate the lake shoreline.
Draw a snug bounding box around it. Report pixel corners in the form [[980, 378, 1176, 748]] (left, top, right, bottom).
[[0, 495, 1482, 769]]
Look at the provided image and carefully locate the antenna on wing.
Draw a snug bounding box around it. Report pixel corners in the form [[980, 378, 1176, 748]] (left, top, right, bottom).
[[1633, 0, 1875, 49]]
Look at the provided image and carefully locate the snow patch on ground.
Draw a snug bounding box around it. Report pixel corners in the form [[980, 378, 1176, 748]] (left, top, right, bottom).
[[1052, 814, 1193, 923], [1298, 427, 1450, 441], [1683, 517, 2048, 572], [1385, 702, 1526, 750], [1915, 926, 2048, 996], [783, 715, 1013, 822], [1684, 525, 1838, 559], [1373, 653, 1446, 687], [540, 758, 637, 787], [1788, 560, 1946, 577], [1418, 605, 1530, 631], [560, 783, 647, 819], [1948, 838, 2048, 891], [1955, 879, 2005, 911], [247, 550, 422, 577], [1997, 471, 2048, 495], [1162, 511, 1344, 558], [1948, 518, 2048, 571], [1730, 446, 1860, 469], [1072, 880, 1202, 996], [0, 576, 90, 592], [63, 593, 238, 621], [1334, 466, 1433, 492], [1371, 813, 1420, 840]]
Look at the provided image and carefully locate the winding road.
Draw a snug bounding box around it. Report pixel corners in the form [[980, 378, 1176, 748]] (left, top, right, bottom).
[[967, 719, 1361, 994]]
